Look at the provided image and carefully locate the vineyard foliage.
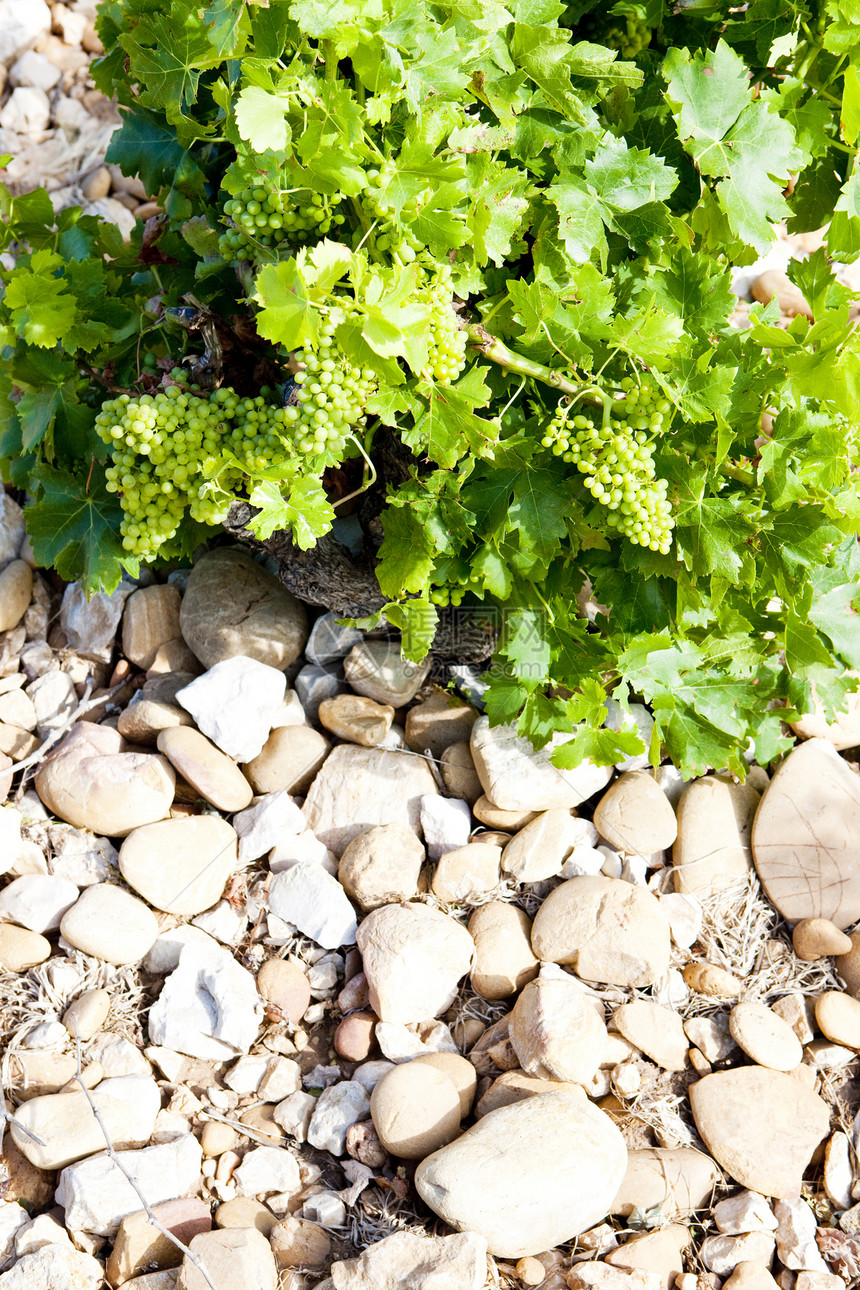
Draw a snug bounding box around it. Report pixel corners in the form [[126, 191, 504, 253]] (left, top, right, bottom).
[[1, 0, 860, 777]]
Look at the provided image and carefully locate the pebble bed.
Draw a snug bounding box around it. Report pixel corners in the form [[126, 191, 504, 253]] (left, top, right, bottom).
[[4, 7, 860, 1289]]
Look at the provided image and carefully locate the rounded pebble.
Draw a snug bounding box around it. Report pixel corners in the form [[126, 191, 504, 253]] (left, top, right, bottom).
[[157, 727, 253, 812], [728, 1002, 803, 1072], [62, 989, 111, 1042], [0, 923, 51, 971], [243, 725, 330, 795], [815, 991, 860, 1050], [256, 958, 311, 1025], [370, 1062, 462, 1160], [0, 560, 33, 633], [59, 884, 159, 965], [792, 918, 853, 961], [214, 1196, 277, 1235]]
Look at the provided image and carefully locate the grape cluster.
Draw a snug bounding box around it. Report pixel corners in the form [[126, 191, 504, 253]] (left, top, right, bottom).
[[219, 184, 344, 261], [361, 165, 423, 263], [286, 321, 378, 456], [602, 16, 651, 58], [422, 265, 467, 384], [542, 378, 674, 553], [97, 376, 233, 561]]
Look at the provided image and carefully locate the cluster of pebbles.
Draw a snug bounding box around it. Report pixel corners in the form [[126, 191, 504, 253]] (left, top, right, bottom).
[[0, 491, 858, 1290]]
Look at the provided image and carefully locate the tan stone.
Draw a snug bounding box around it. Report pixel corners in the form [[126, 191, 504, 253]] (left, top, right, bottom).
[[431, 842, 501, 903], [752, 738, 860, 928], [836, 929, 860, 997], [243, 724, 330, 796], [118, 699, 194, 745], [344, 639, 431, 706], [792, 918, 852, 960], [673, 776, 759, 898], [334, 1011, 376, 1062], [157, 727, 252, 812], [610, 1148, 721, 1218], [472, 795, 537, 830], [106, 1198, 211, 1284], [722, 1264, 780, 1290], [318, 694, 394, 747], [270, 1215, 330, 1268], [119, 815, 238, 916], [5, 1050, 76, 1100], [405, 693, 478, 759], [357, 902, 475, 1023], [370, 1062, 462, 1159], [475, 1069, 586, 1118], [338, 822, 424, 911], [511, 975, 606, 1085], [594, 772, 678, 855], [213, 1197, 277, 1235], [412, 1053, 477, 1119], [613, 1002, 688, 1072], [789, 673, 860, 750], [0, 722, 39, 759], [122, 585, 182, 670], [60, 884, 159, 965], [683, 962, 743, 998], [256, 959, 311, 1025], [517, 1256, 548, 1287], [200, 1121, 237, 1158], [728, 1002, 804, 1072], [604, 1225, 691, 1290], [63, 989, 111, 1042], [468, 902, 538, 999], [815, 990, 860, 1049], [0, 923, 50, 970], [751, 270, 813, 319], [0, 560, 33, 632], [772, 994, 815, 1044], [177, 1227, 278, 1289], [439, 741, 483, 805], [500, 808, 581, 883], [303, 744, 438, 855]]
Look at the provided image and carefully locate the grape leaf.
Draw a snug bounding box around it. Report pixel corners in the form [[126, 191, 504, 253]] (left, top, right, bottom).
[[3, 252, 77, 349], [247, 477, 335, 548], [26, 463, 136, 594], [252, 260, 318, 348], [234, 87, 291, 153]]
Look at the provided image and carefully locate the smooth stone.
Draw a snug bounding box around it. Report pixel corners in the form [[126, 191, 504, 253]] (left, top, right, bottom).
[[343, 639, 431, 707], [415, 1091, 627, 1258], [10, 1076, 160, 1169], [470, 717, 612, 812], [156, 727, 252, 812], [256, 959, 311, 1024], [200, 1119, 238, 1157], [6, 1050, 76, 1099], [174, 655, 287, 763], [722, 1264, 780, 1290], [304, 611, 364, 666], [420, 795, 472, 860], [176, 1227, 278, 1290], [405, 693, 478, 759], [530, 875, 671, 988], [431, 842, 501, 903], [270, 1216, 331, 1269], [473, 795, 537, 830], [268, 860, 358, 948], [319, 693, 394, 747], [604, 1225, 691, 1290], [244, 724, 330, 796], [119, 815, 238, 916], [0, 723, 39, 759], [303, 744, 439, 856], [790, 674, 860, 750], [752, 739, 860, 928], [412, 1053, 477, 1119], [568, 1266, 662, 1290], [594, 772, 678, 854], [328, 1230, 488, 1290], [356, 902, 474, 1023], [60, 885, 159, 965], [63, 989, 111, 1042], [122, 585, 182, 670], [475, 1070, 586, 1118], [35, 723, 175, 837], [468, 902, 539, 999], [792, 918, 853, 960], [610, 1148, 722, 1218], [673, 775, 759, 898], [117, 697, 194, 745], [0, 689, 36, 731], [689, 1068, 830, 1197], [501, 809, 583, 883], [439, 741, 483, 805], [815, 990, 860, 1049], [337, 822, 424, 911], [106, 1197, 211, 1284], [613, 1001, 688, 1071], [683, 961, 743, 997], [714, 1190, 778, 1235], [179, 547, 307, 670], [835, 929, 860, 997], [729, 1003, 804, 1072], [370, 1063, 461, 1159], [0, 560, 32, 632], [823, 1131, 853, 1210], [511, 974, 607, 1085], [147, 943, 261, 1060], [0, 872, 78, 932], [334, 1011, 377, 1061], [0, 922, 50, 970], [213, 1196, 276, 1233], [0, 1245, 104, 1289]]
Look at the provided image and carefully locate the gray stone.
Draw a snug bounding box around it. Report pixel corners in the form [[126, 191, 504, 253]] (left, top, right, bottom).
[[0, 493, 25, 571], [294, 663, 345, 722], [343, 639, 431, 706], [27, 670, 77, 740], [268, 860, 358, 948], [305, 613, 365, 666]]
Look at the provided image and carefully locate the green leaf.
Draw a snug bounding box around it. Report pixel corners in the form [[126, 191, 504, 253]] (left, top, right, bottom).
[[379, 598, 437, 662], [252, 260, 318, 349], [809, 570, 860, 668], [26, 463, 137, 594], [247, 477, 335, 548], [234, 87, 291, 153], [4, 252, 76, 348]]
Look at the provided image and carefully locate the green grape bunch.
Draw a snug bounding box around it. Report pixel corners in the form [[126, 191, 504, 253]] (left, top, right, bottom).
[[601, 15, 652, 57], [542, 377, 674, 554], [219, 184, 345, 261], [422, 265, 467, 384]]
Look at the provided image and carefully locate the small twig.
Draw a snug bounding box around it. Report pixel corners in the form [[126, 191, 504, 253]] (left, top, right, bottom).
[[70, 1023, 219, 1290], [2, 1106, 46, 1146], [198, 1105, 286, 1150]]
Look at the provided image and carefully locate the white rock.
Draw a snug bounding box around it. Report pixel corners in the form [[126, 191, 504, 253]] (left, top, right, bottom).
[[700, 1232, 777, 1275], [655, 764, 689, 808], [27, 670, 77, 740], [59, 581, 136, 662], [258, 1056, 302, 1103], [0, 873, 78, 932], [303, 1192, 346, 1227], [307, 1081, 370, 1155], [470, 717, 612, 812], [375, 1019, 458, 1063], [773, 1198, 829, 1271], [86, 1033, 150, 1078], [714, 1191, 778, 1235], [268, 861, 357, 948], [233, 1146, 301, 1198], [233, 793, 305, 863], [824, 1131, 854, 1211], [269, 688, 308, 729], [269, 829, 337, 876], [20, 1019, 67, 1049], [0, 807, 40, 878], [10, 49, 60, 91], [176, 656, 287, 762], [225, 1055, 269, 1096], [192, 900, 246, 946], [356, 902, 474, 1023], [305, 613, 365, 666], [420, 795, 472, 860], [273, 1091, 317, 1142], [141, 924, 219, 975], [0, 0, 52, 65], [0, 1202, 29, 1271], [0, 495, 25, 572], [604, 700, 654, 772], [659, 893, 703, 949], [13, 1211, 72, 1256], [0, 1243, 104, 1289], [329, 1229, 489, 1290], [55, 1133, 203, 1236], [147, 943, 262, 1059], [11, 1076, 160, 1170], [47, 824, 117, 887], [683, 1015, 736, 1064]]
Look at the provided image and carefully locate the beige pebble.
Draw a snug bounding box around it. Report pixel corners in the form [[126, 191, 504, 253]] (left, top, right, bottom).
[[468, 902, 538, 1000], [62, 988, 111, 1042], [256, 958, 311, 1025], [334, 1011, 376, 1062], [243, 724, 330, 795], [722, 1263, 780, 1290], [136, 201, 164, 220], [214, 1196, 276, 1234], [683, 962, 743, 997], [0, 561, 33, 633], [81, 166, 112, 202], [517, 1256, 548, 1286], [201, 1121, 239, 1157], [792, 918, 852, 961], [473, 794, 538, 830], [439, 741, 483, 804], [270, 1215, 330, 1269], [412, 1052, 477, 1119], [751, 270, 813, 320], [122, 584, 182, 670], [0, 923, 51, 971], [157, 726, 253, 811], [431, 842, 502, 903], [318, 693, 394, 747], [815, 990, 860, 1049], [370, 1062, 462, 1159], [729, 1002, 803, 1072], [0, 722, 39, 759]]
